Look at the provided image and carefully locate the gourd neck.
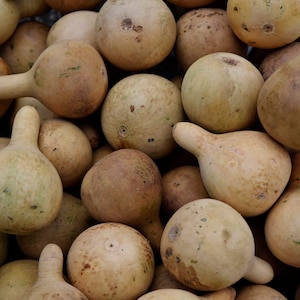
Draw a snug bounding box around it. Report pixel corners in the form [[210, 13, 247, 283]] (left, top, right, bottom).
[[9, 105, 40, 148]]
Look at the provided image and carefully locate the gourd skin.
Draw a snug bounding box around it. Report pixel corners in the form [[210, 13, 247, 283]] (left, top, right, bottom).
[[0, 106, 63, 235]]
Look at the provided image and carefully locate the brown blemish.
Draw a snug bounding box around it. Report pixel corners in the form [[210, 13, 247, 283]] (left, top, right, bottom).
[[222, 57, 239, 66]]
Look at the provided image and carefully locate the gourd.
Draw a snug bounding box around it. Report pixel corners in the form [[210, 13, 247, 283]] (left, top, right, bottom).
[[100, 73, 185, 160], [95, 0, 177, 71], [0, 39, 108, 119], [0, 20, 49, 74], [257, 54, 300, 151], [81, 148, 164, 252], [0, 0, 49, 45], [38, 118, 93, 188], [21, 243, 89, 299], [180, 52, 264, 133], [164, 0, 216, 8], [47, 10, 99, 50], [0, 57, 13, 118], [0, 105, 63, 235], [264, 152, 300, 268], [160, 198, 274, 291], [236, 284, 288, 300], [137, 288, 201, 299], [16, 192, 92, 259], [0, 259, 38, 299], [67, 222, 155, 300], [172, 121, 291, 217], [175, 8, 248, 71], [45, 0, 102, 13], [226, 0, 300, 49]]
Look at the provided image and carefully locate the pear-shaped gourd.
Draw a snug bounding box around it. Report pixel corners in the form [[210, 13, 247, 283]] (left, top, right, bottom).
[[172, 122, 291, 217], [21, 243, 89, 299], [160, 198, 274, 291], [0, 39, 108, 118], [0, 105, 63, 235]]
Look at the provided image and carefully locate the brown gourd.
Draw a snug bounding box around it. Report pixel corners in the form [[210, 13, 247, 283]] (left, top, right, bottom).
[[21, 243, 89, 299], [0, 0, 49, 45], [172, 121, 291, 217], [160, 198, 274, 291], [45, 0, 102, 13], [0, 20, 49, 74], [0, 57, 13, 118], [0, 39, 108, 118], [0, 105, 63, 235], [81, 148, 164, 253]]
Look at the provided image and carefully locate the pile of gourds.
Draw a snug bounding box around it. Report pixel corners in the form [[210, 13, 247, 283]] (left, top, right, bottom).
[[0, 0, 299, 299]]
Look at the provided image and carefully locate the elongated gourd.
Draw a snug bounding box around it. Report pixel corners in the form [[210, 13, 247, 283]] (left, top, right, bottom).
[[21, 243, 89, 299], [0, 39, 108, 118], [0, 105, 63, 235], [172, 122, 291, 217]]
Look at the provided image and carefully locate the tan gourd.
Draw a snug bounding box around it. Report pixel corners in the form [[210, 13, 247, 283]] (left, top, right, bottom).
[[45, 0, 102, 13], [0, 259, 38, 299], [38, 118, 93, 188], [81, 148, 164, 252], [95, 0, 177, 71], [264, 152, 300, 268], [16, 192, 92, 259], [0, 105, 63, 235], [172, 121, 291, 217], [227, 0, 300, 48], [257, 55, 300, 151], [160, 198, 274, 291], [0, 0, 49, 45], [138, 288, 201, 299], [161, 165, 209, 222], [67, 222, 155, 300], [236, 284, 288, 300], [47, 10, 99, 50], [0, 21, 49, 74], [21, 243, 89, 299], [181, 52, 264, 133], [0, 39, 108, 118], [175, 8, 248, 71], [101, 73, 185, 160]]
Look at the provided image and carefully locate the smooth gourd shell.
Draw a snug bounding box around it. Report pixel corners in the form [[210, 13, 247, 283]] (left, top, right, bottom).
[[21, 243, 89, 299], [67, 222, 155, 300], [172, 121, 291, 217], [236, 284, 287, 300], [160, 198, 274, 291], [137, 288, 200, 299], [0, 105, 63, 235]]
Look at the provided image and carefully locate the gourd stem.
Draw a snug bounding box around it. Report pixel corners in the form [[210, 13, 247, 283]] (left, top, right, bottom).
[[172, 122, 212, 158], [0, 70, 34, 100], [10, 106, 40, 147], [243, 256, 274, 284], [38, 244, 64, 282]]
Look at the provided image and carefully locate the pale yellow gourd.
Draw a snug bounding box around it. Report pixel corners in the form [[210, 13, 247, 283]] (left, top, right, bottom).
[[21, 243, 89, 299], [160, 198, 274, 291], [0, 105, 63, 235], [0, 259, 38, 300], [172, 122, 291, 217], [236, 284, 287, 300]]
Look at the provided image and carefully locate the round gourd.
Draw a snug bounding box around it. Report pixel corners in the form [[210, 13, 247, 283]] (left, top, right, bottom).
[[175, 8, 248, 71], [181, 52, 264, 133], [101, 73, 185, 160], [95, 0, 177, 71], [236, 284, 287, 300], [160, 198, 274, 291], [227, 0, 300, 49], [67, 222, 155, 300]]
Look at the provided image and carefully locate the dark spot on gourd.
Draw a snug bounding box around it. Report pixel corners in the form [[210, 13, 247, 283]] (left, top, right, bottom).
[[83, 263, 91, 269], [222, 57, 239, 66], [30, 205, 37, 209], [147, 138, 154, 143], [130, 105, 135, 112], [169, 224, 181, 240], [233, 6, 238, 11], [242, 23, 249, 31], [165, 247, 173, 258], [262, 23, 274, 33]]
